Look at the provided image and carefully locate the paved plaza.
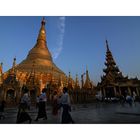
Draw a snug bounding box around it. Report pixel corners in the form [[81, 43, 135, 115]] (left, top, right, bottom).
[[1, 102, 140, 124]]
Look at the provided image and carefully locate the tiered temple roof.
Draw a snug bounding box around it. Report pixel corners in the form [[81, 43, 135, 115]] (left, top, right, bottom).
[[101, 40, 126, 85]]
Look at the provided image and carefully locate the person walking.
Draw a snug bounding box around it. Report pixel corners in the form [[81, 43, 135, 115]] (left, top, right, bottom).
[[126, 94, 133, 107], [16, 89, 32, 124], [60, 87, 74, 124], [35, 88, 47, 121]]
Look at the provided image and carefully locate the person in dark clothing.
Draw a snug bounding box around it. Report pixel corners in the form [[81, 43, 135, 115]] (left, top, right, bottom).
[[60, 87, 74, 124], [16, 90, 32, 124], [35, 88, 47, 121], [16, 102, 32, 124], [0, 100, 6, 120]]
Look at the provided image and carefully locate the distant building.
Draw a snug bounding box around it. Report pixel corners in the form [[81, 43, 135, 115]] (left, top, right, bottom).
[[98, 40, 140, 98]]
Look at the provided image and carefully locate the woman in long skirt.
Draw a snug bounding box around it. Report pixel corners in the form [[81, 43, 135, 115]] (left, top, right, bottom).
[[61, 104, 74, 124], [35, 88, 47, 121], [16, 93, 32, 124], [16, 102, 32, 123], [35, 101, 47, 121], [60, 87, 74, 124]]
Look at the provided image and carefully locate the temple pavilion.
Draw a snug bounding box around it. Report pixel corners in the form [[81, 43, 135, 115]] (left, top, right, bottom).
[[97, 40, 140, 98]]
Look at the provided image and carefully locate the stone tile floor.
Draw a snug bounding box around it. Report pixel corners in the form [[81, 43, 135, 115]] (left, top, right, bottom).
[[1, 102, 140, 124]]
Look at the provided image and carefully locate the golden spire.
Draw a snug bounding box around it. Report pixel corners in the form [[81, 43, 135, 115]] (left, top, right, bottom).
[[68, 72, 71, 84], [0, 62, 3, 84], [81, 72, 85, 88], [84, 68, 92, 89], [13, 57, 16, 68], [9, 57, 16, 75], [0, 62, 3, 74], [37, 17, 47, 47], [68, 72, 73, 89], [74, 74, 80, 89]]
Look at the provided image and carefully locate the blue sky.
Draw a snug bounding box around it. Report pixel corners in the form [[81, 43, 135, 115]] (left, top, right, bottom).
[[0, 16, 140, 84]]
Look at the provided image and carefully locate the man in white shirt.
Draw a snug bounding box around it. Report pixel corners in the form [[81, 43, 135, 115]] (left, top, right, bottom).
[[60, 87, 74, 124], [60, 90, 70, 105]]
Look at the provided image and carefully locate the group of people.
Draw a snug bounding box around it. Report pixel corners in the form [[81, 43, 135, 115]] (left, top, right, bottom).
[[95, 90, 137, 107], [16, 87, 74, 124], [125, 91, 137, 106]]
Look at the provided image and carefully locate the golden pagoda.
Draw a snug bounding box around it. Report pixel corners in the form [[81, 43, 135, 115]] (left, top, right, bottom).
[[74, 74, 80, 90], [83, 68, 92, 89], [15, 18, 66, 83], [67, 72, 74, 90], [0, 18, 67, 105]]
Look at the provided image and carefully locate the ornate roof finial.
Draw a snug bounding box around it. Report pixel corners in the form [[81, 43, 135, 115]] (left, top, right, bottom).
[[41, 17, 46, 26], [13, 57, 16, 67], [84, 68, 92, 89], [69, 72, 71, 78], [86, 65, 88, 71], [68, 71, 73, 89], [106, 40, 110, 51]]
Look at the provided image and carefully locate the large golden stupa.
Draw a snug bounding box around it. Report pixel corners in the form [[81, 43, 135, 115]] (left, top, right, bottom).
[[17, 18, 64, 74], [0, 18, 67, 105], [15, 18, 67, 87]]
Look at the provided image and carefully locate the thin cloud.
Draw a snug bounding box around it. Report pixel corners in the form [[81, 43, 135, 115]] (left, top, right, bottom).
[[52, 16, 65, 59]]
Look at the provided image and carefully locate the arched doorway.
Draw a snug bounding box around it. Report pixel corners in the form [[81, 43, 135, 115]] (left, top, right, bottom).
[[6, 89, 15, 105]]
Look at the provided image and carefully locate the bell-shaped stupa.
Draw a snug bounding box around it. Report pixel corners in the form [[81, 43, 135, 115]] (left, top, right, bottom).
[[13, 18, 67, 87]]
